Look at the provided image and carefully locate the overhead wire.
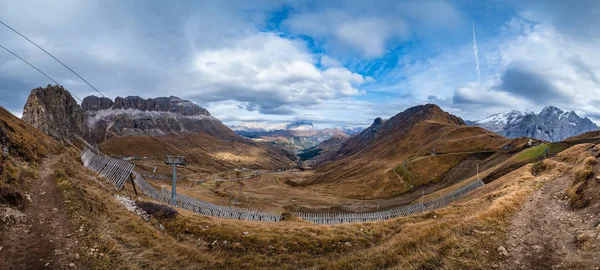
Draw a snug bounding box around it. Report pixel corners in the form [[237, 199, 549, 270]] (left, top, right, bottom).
[[0, 20, 177, 156], [0, 43, 113, 138]]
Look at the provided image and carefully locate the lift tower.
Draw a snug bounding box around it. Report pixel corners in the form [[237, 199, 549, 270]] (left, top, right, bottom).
[[165, 156, 186, 205]]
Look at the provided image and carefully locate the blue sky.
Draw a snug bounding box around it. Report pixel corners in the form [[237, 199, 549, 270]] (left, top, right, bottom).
[[2, 0, 600, 128]]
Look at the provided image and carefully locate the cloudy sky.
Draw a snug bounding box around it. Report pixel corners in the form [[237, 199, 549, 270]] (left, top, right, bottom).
[[1, 0, 600, 128]]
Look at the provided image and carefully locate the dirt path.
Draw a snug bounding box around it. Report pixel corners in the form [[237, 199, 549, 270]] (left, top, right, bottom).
[[499, 172, 600, 269], [0, 156, 84, 269]]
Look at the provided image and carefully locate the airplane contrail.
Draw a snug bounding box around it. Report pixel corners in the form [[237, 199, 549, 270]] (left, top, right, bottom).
[[472, 22, 481, 81]]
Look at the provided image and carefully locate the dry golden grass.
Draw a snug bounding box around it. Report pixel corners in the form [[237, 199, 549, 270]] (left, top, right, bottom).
[[312, 120, 528, 200], [566, 155, 596, 209], [99, 133, 296, 175], [48, 143, 592, 269], [0, 106, 58, 206]]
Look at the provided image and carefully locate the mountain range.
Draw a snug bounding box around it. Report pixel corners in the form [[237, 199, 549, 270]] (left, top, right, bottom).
[[467, 106, 599, 142], [20, 85, 297, 172], [230, 121, 363, 151], [6, 85, 600, 269]]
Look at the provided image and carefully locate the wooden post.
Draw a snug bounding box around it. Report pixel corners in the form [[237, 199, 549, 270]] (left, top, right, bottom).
[[129, 174, 138, 196]]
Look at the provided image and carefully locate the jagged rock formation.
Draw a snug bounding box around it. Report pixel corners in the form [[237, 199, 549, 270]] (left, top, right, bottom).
[[82, 95, 235, 142], [469, 106, 598, 142], [111, 96, 210, 116], [22, 85, 88, 142]]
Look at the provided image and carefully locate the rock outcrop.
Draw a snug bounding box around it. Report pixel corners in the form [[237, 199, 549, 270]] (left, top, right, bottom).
[[111, 96, 210, 116], [81, 96, 113, 111], [22, 85, 88, 142], [83, 95, 235, 142], [469, 106, 598, 142]]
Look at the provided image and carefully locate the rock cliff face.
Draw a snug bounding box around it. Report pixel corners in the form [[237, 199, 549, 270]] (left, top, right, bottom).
[[469, 106, 598, 142], [82, 95, 235, 142], [22, 85, 88, 142], [81, 96, 113, 111], [111, 96, 211, 116]]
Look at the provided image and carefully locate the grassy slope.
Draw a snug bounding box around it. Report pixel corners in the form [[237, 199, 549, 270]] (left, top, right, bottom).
[[0, 106, 58, 205], [99, 133, 297, 176], [516, 143, 569, 161], [311, 121, 522, 199], [50, 140, 593, 269]]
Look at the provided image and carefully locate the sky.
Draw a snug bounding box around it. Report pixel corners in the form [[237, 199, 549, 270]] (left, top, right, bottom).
[[1, 0, 600, 128]]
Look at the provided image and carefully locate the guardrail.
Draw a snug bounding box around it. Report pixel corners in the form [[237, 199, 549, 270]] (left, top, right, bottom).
[[80, 147, 484, 224]]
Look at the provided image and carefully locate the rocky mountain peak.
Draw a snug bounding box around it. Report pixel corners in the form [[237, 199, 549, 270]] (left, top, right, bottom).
[[389, 104, 465, 126], [22, 85, 88, 142], [373, 117, 384, 126], [469, 106, 598, 142], [539, 105, 564, 116]]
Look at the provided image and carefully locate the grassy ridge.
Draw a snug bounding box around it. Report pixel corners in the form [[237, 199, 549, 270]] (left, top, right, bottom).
[[516, 143, 568, 162]]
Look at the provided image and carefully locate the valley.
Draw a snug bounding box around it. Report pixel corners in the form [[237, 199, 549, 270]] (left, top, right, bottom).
[[2, 0, 600, 268], [3, 84, 600, 269]]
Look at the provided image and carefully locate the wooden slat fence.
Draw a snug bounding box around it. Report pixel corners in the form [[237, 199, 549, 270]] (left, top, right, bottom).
[[80, 148, 484, 224]]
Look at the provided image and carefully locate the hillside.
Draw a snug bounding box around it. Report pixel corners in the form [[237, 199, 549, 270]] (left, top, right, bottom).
[[298, 134, 349, 162], [99, 133, 297, 175], [3, 100, 600, 269], [0, 105, 58, 207], [308, 104, 524, 199]]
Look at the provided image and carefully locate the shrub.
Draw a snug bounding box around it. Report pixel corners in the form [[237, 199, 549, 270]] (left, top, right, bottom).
[[584, 156, 597, 167], [530, 161, 548, 176], [136, 201, 178, 220], [567, 181, 589, 209], [574, 168, 593, 184], [567, 158, 595, 209]]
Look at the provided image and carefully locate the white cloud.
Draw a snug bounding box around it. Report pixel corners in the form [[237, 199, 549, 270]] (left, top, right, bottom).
[[320, 55, 342, 68], [186, 32, 367, 114], [335, 17, 408, 57], [390, 14, 600, 121], [283, 0, 461, 58]]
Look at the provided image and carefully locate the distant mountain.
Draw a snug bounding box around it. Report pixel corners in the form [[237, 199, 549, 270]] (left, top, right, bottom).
[[230, 121, 364, 151], [231, 121, 315, 133], [469, 106, 598, 142], [82, 95, 237, 142], [308, 104, 526, 199]]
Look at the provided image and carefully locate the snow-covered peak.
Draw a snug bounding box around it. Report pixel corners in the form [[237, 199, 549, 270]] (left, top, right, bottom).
[[469, 105, 599, 142], [229, 121, 315, 132], [230, 122, 287, 132], [475, 110, 526, 125], [539, 105, 564, 116], [286, 121, 314, 131]]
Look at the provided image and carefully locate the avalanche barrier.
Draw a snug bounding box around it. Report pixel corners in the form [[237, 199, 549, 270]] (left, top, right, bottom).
[[80, 147, 485, 224]]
